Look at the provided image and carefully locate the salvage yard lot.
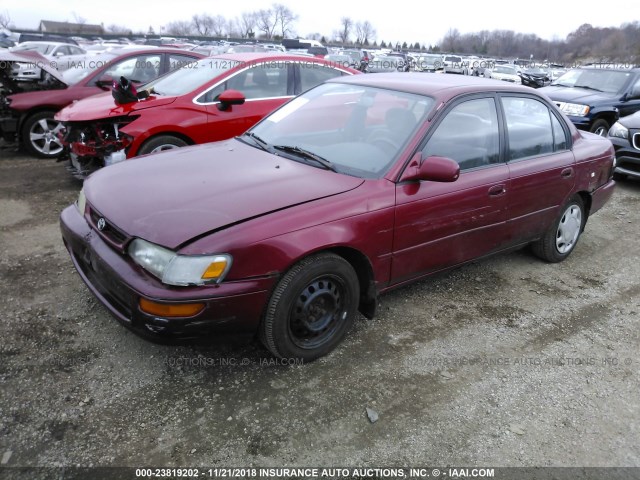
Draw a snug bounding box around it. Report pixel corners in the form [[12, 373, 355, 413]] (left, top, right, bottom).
[[0, 150, 639, 469]]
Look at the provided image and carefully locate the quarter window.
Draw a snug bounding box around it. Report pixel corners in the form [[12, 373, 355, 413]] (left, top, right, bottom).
[[423, 97, 500, 171]]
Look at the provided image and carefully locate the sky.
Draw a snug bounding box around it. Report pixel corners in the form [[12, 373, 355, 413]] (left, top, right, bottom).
[[4, 0, 640, 46]]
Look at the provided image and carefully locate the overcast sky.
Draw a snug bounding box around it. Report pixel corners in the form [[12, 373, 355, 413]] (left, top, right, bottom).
[[5, 0, 640, 46]]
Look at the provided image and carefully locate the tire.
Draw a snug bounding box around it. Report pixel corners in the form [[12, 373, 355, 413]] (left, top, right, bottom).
[[589, 119, 609, 137], [137, 135, 188, 156], [532, 196, 585, 263], [261, 253, 359, 362], [21, 111, 64, 158]]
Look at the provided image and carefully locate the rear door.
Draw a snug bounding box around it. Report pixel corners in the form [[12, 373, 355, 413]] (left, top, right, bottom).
[[501, 94, 576, 244]]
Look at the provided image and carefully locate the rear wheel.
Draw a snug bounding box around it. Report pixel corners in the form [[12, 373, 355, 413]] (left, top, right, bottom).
[[589, 119, 609, 136], [21, 111, 64, 158], [261, 253, 359, 362], [532, 196, 585, 263], [137, 135, 188, 156]]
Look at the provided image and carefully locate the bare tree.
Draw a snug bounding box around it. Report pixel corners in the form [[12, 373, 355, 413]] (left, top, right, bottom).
[[257, 9, 278, 39], [164, 20, 194, 36], [238, 12, 258, 38], [192, 14, 215, 36], [210, 15, 227, 37], [226, 18, 241, 38], [355, 20, 376, 45], [0, 10, 14, 29], [273, 3, 297, 38], [442, 28, 460, 52], [338, 17, 353, 45]]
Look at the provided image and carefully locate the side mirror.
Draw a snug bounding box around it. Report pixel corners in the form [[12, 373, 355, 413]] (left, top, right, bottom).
[[217, 89, 246, 111], [400, 153, 460, 183], [95, 75, 113, 89]]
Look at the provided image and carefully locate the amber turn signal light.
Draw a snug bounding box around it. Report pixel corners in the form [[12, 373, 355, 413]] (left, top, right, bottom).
[[139, 298, 205, 317]]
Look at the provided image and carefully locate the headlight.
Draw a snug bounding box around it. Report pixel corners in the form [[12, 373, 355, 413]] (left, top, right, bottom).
[[76, 188, 86, 214], [608, 121, 629, 139], [559, 103, 590, 117], [128, 238, 232, 286]]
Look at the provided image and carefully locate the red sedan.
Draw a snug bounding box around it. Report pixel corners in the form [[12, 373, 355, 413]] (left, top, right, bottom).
[[60, 73, 616, 361], [55, 53, 359, 179], [1, 47, 204, 158]]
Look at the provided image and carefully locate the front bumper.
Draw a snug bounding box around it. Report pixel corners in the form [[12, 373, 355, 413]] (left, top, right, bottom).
[[610, 139, 640, 179], [60, 205, 275, 339]]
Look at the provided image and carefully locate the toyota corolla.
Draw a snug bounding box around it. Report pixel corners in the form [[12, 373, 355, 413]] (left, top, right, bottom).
[[60, 74, 616, 361]]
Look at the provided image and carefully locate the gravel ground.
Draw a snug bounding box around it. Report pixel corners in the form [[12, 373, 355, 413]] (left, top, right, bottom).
[[0, 149, 639, 475]]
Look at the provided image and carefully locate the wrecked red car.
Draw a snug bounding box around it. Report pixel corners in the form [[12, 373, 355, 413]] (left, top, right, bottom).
[[0, 48, 203, 157], [55, 53, 359, 179]]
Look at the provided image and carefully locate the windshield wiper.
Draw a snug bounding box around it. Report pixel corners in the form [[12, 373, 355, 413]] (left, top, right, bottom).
[[272, 145, 337, 172], [551, 82, 574, 87], [241, 132, 272, 153], [574, 84, 603, 92]]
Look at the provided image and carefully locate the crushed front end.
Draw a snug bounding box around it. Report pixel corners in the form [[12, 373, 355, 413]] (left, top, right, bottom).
[[59, 116, 138, 180]]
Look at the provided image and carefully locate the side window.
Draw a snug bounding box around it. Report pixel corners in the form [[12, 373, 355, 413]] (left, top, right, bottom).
[[99, 55, 162, 83], [503, 97, 554, 161], [299, 64, 343, 92], [550, 113, 568, 151], [168, 54, 198, 73], [423, 97, 500, 171], [226, 63, 289, 99]]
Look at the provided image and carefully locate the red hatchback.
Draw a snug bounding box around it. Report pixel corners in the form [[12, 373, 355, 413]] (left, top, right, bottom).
[[0, 47, 204, 158], [60, 74, 616, 361], [55, 53, 359, 178]]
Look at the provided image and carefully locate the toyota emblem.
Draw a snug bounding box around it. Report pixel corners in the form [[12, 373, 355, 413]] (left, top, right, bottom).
[[97, 217, 106, 231]]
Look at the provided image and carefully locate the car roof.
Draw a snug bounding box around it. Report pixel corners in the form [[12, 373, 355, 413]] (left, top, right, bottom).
[[330, 72, 538, 97], [207, 52, 340, 63]]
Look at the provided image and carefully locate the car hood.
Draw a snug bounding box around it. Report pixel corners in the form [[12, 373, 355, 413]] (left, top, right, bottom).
[[55, 91, 177, 122], [84, 139, 365, 249], [0, 50, 67, 93], [539, 85, 615, 104]]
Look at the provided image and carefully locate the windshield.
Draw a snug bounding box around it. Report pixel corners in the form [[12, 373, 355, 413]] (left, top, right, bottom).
[[143, 57, 240, 97], [61, 52, 119, 85], [246, 82, 434, 178], [551, 68, 632, 93]]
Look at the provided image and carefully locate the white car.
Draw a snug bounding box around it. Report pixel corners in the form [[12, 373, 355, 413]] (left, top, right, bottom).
[[9, 41, 87, 78], [489, 64, 522, 84]]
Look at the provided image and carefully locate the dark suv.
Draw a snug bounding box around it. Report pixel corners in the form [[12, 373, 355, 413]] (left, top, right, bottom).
[[607, 110, 640, 180], [539, 67, 640, 136]]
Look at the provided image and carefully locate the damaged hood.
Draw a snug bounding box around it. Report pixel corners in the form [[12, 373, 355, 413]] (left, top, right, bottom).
[[0, 50, 67, 93], [84, 139, 365, 249], [55, 91, 177, 121]]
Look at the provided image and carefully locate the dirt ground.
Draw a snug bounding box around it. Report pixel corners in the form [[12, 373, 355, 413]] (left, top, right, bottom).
[[0, 148, 639, 475]]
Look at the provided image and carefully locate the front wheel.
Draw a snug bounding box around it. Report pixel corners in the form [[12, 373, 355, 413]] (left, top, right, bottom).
[[589, 119, 609, 137], [137, 135, 188, 156], [21, 111, 64, 158], [532, 196, 585, 263], [261, 253, 359, 362]]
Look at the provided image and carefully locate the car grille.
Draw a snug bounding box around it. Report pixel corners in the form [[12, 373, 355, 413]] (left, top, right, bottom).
[[87, 205, 131, 253]]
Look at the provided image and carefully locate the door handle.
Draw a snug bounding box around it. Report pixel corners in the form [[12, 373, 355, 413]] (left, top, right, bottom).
[[488, 184, 506, 196], [561, 167, 574, 178]]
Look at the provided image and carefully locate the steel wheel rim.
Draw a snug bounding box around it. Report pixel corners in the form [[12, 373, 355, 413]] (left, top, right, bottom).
[[288, 274, 348, 349], [556, 204, 582, 254], [29, 118, 64, 155]]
